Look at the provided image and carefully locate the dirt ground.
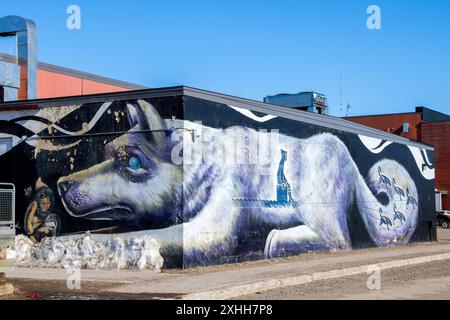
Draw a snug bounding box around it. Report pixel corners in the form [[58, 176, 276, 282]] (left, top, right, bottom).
[[237, 258, 450, 300], [237, 228, 450, 300], [1, 227, 449, 300], [2, 279, 180, 300]]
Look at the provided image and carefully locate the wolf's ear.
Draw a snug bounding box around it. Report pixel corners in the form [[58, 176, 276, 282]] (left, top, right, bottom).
[[126, 100, 167, 147]]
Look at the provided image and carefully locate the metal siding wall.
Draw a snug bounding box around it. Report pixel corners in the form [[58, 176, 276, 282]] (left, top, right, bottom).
[[82, 79, 128, 95], [37, 69, 83, 98], [37, 69, 131, 99]]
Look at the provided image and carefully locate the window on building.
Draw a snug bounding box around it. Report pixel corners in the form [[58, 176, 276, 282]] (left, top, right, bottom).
[[0, 86, 4, 102]]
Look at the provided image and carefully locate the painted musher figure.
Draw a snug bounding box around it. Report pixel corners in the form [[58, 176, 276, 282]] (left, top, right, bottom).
[[25, 179, 60, 243]]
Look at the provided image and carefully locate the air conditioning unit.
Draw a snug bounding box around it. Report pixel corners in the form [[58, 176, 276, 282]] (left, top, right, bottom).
[[264, 92, 329, 115]]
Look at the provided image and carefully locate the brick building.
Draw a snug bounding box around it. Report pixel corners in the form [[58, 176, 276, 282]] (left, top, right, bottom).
[[347, 107, 450, 211]]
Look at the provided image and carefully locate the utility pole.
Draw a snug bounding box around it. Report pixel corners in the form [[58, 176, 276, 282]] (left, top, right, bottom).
[[339, 65, 344, 116], [345, 103, 352, 117]]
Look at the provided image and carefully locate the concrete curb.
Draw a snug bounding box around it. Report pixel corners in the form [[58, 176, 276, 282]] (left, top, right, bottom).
[[182, 252, 450, 300]]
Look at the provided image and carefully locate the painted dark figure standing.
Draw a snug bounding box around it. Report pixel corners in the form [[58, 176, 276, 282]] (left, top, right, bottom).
[[277, 150, 294, 204]]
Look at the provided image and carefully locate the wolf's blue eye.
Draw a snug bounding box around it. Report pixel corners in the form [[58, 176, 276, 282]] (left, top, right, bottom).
[[128, 156, 142, 171]]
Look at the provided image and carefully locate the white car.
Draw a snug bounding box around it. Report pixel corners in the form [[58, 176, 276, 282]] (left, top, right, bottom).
[[437, 211, 450, 229], [438, 210, 450, 217]]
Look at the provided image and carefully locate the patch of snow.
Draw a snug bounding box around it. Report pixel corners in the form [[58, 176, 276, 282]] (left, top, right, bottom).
[[10, 233, 164, 272]]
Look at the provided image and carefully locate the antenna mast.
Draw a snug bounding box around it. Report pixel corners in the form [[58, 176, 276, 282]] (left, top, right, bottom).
[[339, 65, 344, 116], [346, 103, 352, 117]]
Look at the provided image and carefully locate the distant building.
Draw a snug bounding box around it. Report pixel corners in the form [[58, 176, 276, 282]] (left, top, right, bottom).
[[264, 92, 329, 115], [347, 107, 450, 211], [0, 15, 145, 102]]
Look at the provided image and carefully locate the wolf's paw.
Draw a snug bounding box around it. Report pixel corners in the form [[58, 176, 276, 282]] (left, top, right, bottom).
[[264, 229, 279, 259]]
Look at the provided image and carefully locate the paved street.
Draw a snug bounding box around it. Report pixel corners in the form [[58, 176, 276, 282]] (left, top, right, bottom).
[[238, 228, 450, 300], [238, 258, 450, 300]]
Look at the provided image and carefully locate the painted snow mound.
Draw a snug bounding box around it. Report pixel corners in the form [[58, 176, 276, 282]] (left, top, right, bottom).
[[11, 233, 164, 272]]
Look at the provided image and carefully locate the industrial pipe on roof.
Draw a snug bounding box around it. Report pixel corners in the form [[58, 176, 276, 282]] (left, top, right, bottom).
[[0, 15, 37, 101]]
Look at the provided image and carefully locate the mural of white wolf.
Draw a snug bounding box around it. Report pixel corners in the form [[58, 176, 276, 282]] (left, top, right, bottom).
[[52, 100, 419, 268]]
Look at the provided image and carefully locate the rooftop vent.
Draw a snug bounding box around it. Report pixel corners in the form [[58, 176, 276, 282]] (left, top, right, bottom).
[[264, 92, 329, 115]]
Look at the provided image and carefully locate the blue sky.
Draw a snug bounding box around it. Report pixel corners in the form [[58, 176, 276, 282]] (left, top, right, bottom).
[[1, 0, 449, 116]]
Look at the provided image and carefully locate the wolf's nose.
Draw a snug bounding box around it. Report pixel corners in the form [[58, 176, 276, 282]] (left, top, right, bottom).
[[58, 180, 74, 193]]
